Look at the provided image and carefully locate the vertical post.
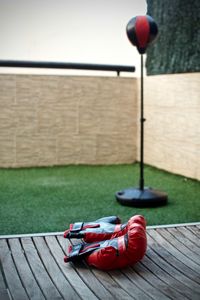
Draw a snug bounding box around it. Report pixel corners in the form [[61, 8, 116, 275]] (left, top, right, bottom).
[[139, 54, 144, 190], [116, 15, 168, 206]]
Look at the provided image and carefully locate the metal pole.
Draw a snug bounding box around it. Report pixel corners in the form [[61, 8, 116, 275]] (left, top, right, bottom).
[[139, 54, 145, 190], [0, 60, 135, 75]]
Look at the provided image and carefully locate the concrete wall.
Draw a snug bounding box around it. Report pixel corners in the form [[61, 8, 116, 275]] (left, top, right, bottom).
[[0, 75, 137, 167], [142, 73, 200, 180], [0, 72, 199, 180]]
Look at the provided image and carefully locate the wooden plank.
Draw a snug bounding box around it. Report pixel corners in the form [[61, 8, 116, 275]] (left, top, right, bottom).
[[21, 237, 63, 300], [148, 230, 200, 290], [0, 226, 199, 300], [0, 290, 10, 300], [145, 243, 200, 300], [33, 236, 79, 300], [132, 262, 176, 300], [158, 228, 200, 271], [73, 261, 115, 300], [140, 253, 189, 299], [187, 226, 200, 239], [166, 227, 200, 263], [8, 238, 45, 300], [57, 235, 115, 300], [91, 268, 134, 300], [0, 239, 29, 300], [149, 229, 200, 278], [45, 235, 98, 300], [122, 265, 170, 300], [108, 269, 151, 300], [0, 267, 10, 300], [177, 226, 200, 248]]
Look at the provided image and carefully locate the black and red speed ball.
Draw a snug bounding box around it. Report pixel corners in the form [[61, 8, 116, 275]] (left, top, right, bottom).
[[126, 15, 158, 54]]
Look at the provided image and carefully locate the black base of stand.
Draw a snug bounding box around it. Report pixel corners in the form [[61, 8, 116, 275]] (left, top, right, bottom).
[[115, 187, 168, 207]]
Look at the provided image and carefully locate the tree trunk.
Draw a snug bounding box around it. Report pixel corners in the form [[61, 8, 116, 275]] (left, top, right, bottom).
[[146, 0, 200, 75]]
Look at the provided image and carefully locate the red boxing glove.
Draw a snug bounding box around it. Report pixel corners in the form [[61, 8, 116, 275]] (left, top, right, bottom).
[[64, 215, 145, 243], [86, 215, 147, 270], [64, 215, 123, 243], [64, 215, 147, 270]]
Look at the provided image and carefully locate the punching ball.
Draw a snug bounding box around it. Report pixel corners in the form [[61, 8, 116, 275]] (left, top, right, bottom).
[[126, 15, 158, 54]]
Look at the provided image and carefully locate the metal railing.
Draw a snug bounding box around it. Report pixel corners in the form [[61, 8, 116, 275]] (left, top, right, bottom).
[[0, 60, 135, 76]]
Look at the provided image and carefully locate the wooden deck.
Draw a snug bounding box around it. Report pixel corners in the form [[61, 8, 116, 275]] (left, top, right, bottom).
[[0, 223, 200, 300]]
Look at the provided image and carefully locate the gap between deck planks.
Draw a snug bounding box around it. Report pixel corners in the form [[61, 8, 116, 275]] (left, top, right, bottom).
[[0, 224, 200, 300]]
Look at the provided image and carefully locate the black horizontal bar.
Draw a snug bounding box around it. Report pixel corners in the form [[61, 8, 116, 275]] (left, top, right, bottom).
[[0, 60, 135, 74]]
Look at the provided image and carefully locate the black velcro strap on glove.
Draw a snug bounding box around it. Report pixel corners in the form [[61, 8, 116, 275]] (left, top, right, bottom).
[[64, 236, 122, 263], [64, 242, 101, 263], [70, 222, 84, 232]]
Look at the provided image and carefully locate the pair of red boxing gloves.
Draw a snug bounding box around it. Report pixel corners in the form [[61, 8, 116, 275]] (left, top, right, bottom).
[[63, 215, 147, 270]]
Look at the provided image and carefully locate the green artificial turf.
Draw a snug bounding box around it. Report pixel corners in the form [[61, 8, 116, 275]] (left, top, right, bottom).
[[0, 164, 199, 235]]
